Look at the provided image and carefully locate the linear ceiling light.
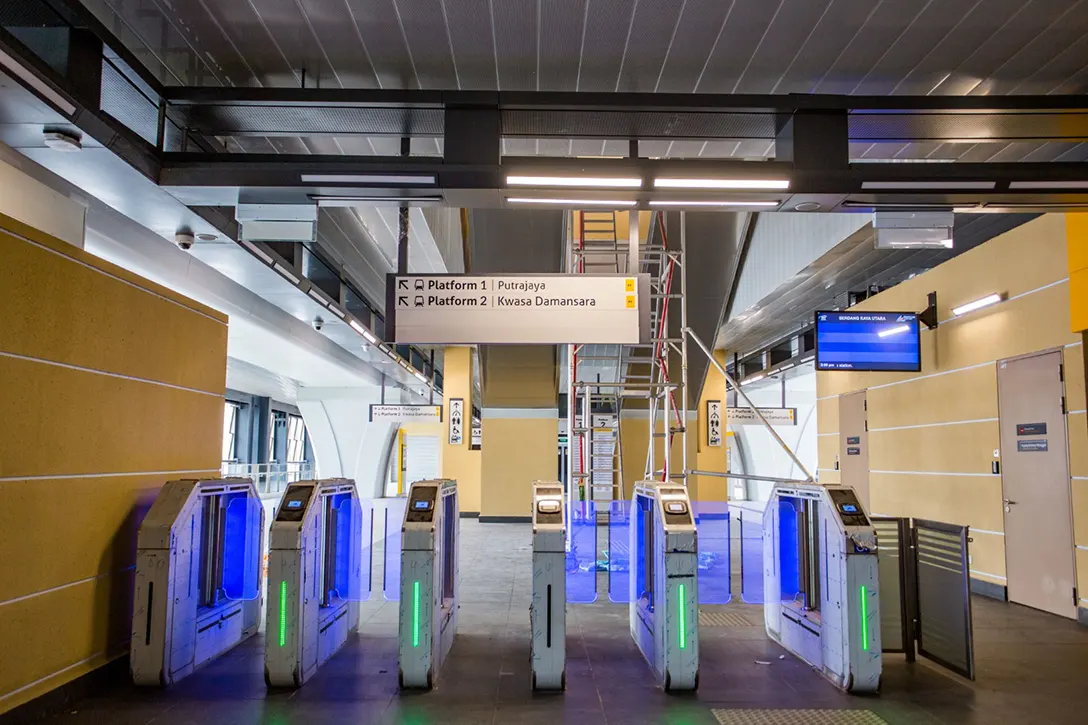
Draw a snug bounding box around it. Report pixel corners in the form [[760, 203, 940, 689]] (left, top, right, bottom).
[[349, 319, 378, 344], [314, 195, 443, 206], [877, 324, 911, 338], [506, 197, 638, 207], [301, 174, 436, 184], [861, 181, 995, 190], [273, 262, 300, 285], [951, 293, 1005, 317], [507, 175, 642, 188], [1008, 181, 1088, 190], [654, 178, 790, 190], [307, 288, 329, 307], [649, 200, 781, 207], [240, 239, 274, 265], [0, 48, 77, 115], [744, 374, 766, 385]]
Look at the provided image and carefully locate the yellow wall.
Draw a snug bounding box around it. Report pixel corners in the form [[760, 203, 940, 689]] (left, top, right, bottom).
[[441, 346, 481, 513], [618, 413, 699, 500], [480, 416, 559, 518], [693, 350, 731, 500], [816, 214, 1087, 593], [0, 214, 227, 714]]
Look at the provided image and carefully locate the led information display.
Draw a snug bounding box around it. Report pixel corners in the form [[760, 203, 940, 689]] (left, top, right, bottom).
[[815, 311, 922, 372]]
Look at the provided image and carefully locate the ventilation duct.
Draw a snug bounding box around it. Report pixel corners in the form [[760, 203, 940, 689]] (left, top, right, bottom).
[[873, 211, 954, 250]]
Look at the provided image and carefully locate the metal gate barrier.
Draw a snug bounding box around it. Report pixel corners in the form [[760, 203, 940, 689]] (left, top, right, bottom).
[[873, 517, 975, 680]]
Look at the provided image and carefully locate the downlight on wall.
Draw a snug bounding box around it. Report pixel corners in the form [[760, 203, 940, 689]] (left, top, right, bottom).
[[951, 293, 1005, 317]]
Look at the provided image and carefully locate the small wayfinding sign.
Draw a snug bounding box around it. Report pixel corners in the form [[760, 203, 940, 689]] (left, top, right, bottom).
[[387, 274, 650, 344], [726, 407, 797, 426], [369, 404, 442, 423]]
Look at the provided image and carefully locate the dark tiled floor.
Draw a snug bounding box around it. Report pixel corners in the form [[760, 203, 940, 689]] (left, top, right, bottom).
[[40, 522, 1088, 724]]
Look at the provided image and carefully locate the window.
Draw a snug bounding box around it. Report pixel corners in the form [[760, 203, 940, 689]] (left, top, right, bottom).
[[286, 414, 306, 467], [222, 403, 239, 463]]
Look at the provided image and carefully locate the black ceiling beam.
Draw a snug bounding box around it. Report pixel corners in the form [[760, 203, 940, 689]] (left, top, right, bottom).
[[160, 87, 1088, 112]]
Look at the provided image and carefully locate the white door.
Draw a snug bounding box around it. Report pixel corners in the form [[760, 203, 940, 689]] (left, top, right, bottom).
[[404, 434, 441, 486]]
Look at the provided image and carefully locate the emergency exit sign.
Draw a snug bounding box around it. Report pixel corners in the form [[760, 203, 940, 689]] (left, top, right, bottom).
[[387, 274, 650, 344]]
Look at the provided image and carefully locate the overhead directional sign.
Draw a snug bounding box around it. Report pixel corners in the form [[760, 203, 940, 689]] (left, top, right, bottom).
[[369, 404, 442, 423], [727, 407, 797, 426], [387, 274, 650, 344]]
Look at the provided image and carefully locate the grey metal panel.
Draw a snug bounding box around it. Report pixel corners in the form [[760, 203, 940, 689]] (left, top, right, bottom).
[[443, 0, 497, 90], [342, 0, 418, 89], [873, 517, 912, 657], [770, 0, 881, 94], [732, 0, 835, 95], [395, 0, 458, 89], [577, 0, 633, 92], [728, 213, 870, 320], [694, 1, 782, 93], [913, 519, 975, 680], [294, 0, 382, 89], [614, 1, 685, 93], [467, 208, 564, 274], [492, 0, 537, 91], [537, 0, 584, 92], [652, 0, 733, 93]]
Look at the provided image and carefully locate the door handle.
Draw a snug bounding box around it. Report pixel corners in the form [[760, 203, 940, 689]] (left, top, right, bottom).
[[1003, 499, 1017, 505]]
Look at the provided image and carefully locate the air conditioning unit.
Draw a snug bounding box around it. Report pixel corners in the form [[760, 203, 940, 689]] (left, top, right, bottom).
[[873, 211, 954, 250], [237, 203, 317, 242]]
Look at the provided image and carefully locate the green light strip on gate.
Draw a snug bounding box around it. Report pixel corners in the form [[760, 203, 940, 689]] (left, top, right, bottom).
[[279, 581, 287, 647], [678, 584, 687, 650], [413, 581, 421, 648], [860, 585, 869, 652]]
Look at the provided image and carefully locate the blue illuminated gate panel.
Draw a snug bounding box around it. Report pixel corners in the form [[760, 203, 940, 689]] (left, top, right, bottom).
[[334, 496, 369, 601], [778, 497, 801, 605], [566, 501, 598, 603], [740, 513, 765, 604], [693, 501, 731, 604], [222, 495, 261, 600], [607, 500, 632, 603], [382, 497, 408, 602]]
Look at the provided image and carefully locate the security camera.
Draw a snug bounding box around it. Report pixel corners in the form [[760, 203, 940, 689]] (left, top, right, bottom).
[[174, 231, 195, 251], [312, 317, 324, 331]]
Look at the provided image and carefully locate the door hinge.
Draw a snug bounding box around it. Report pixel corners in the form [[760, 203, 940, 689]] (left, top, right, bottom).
[[1062, 396, 1067, 415], [863, 399, 867, 411], [864, 420, 868, 432], [1074, 587, 1079, 606], [1059, 364, 1065, 382]]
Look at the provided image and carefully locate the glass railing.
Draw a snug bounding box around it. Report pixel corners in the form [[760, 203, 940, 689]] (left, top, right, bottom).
[[221, 462, 315, 499]]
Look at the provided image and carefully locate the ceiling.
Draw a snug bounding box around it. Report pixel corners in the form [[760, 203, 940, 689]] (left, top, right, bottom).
[[717, 211, 1039, 357], [81, 0, 1088, 162]]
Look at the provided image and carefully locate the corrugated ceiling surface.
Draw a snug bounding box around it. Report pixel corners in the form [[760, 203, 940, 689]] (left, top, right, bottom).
[[728, 213, 871, 319]]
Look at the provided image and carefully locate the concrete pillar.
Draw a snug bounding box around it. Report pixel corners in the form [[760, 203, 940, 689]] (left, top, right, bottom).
[[442, 346, 481, 514]]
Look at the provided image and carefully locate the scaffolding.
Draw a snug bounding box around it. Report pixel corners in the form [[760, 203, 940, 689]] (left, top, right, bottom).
[[565, 210, 689, 530]]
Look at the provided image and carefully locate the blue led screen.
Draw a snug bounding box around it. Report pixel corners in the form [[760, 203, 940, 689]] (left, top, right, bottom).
[[815, 311, 921, 372]]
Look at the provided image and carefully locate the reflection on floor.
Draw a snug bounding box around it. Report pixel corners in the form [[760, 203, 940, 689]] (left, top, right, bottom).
[[35, 520, 1088, 724]]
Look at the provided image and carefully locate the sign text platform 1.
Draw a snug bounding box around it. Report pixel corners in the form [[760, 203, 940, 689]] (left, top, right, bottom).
[[387, 274, 650, 345]]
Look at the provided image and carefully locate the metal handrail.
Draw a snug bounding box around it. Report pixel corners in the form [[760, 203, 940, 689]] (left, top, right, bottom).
[[220, 461, 314, 498]]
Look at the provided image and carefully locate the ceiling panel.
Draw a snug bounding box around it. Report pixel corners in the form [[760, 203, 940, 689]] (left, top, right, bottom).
[[444, 0, 498, 90], [652, 0, 734, 93], [614, 1, 685, 93], [295, 0, 382, 88], [732, 0, 831, 94], [695, 1, 783, 93], [397, 0, 459, 89], [577, 0, 635, 92]]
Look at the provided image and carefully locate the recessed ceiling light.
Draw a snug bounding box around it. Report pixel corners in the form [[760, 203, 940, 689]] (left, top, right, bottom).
[[506, 197, 638, 207], [654, 178, 790, 190], [196, 233, 218, 241], [301, 173, 436, 184], [507, 175, 642, 188], [43, 129, 82, 152], [794, 201, 822, 212], [648, 200, 780, 207]]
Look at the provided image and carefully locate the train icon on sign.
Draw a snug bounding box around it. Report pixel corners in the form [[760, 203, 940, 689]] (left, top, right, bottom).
[[415, 279, 424, 290]]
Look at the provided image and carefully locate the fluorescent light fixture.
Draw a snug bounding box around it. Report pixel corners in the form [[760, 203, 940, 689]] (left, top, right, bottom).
[[273, 262, 300, 285], [315, 195, 443, 206], [861, 181, 995, 190], [348, 319, 369, 337], [301, 173, 436, 185], [506, 175, 642, 188], [240, 239, 274, 265], [327, 305, 346, 319], [878, 324, 911, 338], [361, 329, 378, 344], [506, 197, 637, 207], [744, 374, 766, 385], [952, 293, 1004, 317], [0, 48, 77, 115], [649, 200, 780, 207], [654, 178, 790, 190], [307, 288, 329, 307], [778, 362, 795, 371], [414, 371, 428, 383], [1009, 181, 1088, 190]]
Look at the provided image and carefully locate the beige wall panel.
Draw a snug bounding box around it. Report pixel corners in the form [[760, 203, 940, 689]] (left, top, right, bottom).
[[819, 469, 841, 484], [1077, 549, 1088, 602], [1065, 344, 1086, 412], [480, 417, 558, 517], [817, 435, 840, 474], [0, 356, 223, 479], [1072, 478, 1088, 548], [0, 475, 183, 602], [868, 421, 999, 476], [817, 397, 839, 434], [1068, 414, 1088, 479], [968, 534, 1008, 582], [869, 472, 1005, 532], [0, 571, 133, 701], [0, 229, 227, 394], [866, 365, 998, 429]]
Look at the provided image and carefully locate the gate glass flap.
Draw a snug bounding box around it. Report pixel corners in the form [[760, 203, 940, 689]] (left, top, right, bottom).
[[222, 497, 262, 600]]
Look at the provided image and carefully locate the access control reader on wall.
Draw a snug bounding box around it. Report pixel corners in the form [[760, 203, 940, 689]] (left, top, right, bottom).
[[265, 479, 364, 688], [531, 481, 566, 690], [399, 479, 459, 689], [630, 481, 699, 691], [763, 482, 881, 693], [131, 478, 263, 686]]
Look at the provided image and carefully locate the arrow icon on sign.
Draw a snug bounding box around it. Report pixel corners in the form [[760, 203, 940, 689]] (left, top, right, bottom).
[[398, 296, 408, 306], [398, 279, 408, 290]]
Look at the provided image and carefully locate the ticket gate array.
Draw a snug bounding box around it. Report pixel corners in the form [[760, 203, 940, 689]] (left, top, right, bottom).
[[531, 482, 566, 690], [265, 478, 364, 688], [131, 478, 263, 686], [763, 482, 881, 693], [399, 479, 459, 689], [630, 481, 699, 692]]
